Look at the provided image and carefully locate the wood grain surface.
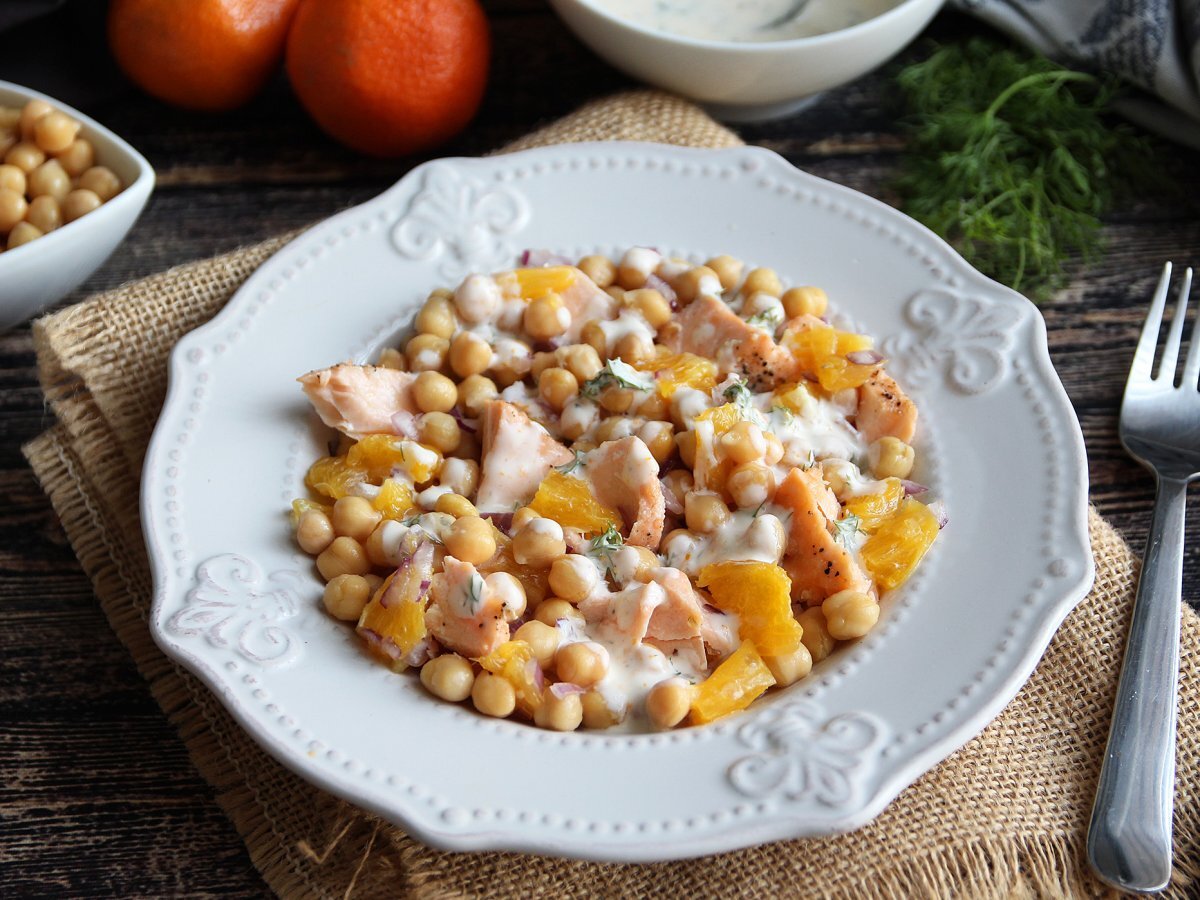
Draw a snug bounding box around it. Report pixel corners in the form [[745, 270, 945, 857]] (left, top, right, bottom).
[[2, 3, 1199, 896]]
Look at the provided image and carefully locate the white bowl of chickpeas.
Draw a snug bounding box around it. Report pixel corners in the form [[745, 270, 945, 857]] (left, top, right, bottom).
[[0, 80, 154, 330]]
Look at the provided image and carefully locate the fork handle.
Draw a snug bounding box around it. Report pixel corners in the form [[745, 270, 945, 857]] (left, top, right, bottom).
[[1087, 475, 1188, 893]]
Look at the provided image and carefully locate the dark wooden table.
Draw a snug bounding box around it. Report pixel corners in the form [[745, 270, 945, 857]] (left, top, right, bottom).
[[2, 3, 1198, 895]]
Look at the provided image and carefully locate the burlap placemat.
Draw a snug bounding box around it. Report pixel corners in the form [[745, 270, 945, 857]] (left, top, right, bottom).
[[19, 90, 1200, 898]]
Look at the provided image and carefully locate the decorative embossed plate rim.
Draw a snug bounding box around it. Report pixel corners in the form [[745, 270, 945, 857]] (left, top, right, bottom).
[[143, 143, 1094, 862]]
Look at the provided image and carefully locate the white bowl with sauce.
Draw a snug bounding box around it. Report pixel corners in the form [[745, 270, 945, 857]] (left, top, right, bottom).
[[547, 0, 944, 121], [0, 80, 155, 331]]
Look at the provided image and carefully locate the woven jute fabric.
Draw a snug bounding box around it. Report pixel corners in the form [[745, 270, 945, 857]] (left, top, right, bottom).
[[19, 89, 1200, 898]]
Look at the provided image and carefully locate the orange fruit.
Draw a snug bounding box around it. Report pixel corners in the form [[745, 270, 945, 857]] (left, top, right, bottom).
[[639, 350, 718, 399], [357, 545, 435, 661], [477, 640, 542, 717], [372, 478, 416, 520], [285, 0, 491, 157], [529, 471, 623, 536], [860, 498, 940, 591], [108, 0, 300, 111], [698, 561, 804, 656], [689, 640, 777, 725], [843, 478, 905, 531], [783, 324, 880, 392], [305, 455, 365, 500]]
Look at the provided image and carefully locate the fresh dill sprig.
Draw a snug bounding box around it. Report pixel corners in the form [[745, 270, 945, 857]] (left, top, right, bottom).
[[832, 513, 862, 548], [894, 38, 1160, 301], [588, 522, 624, 578], [556, 450, 587, 475], [581, 358, 654, 398]]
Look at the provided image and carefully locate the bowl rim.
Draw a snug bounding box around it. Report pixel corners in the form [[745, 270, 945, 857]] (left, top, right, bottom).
[[0, 77, 155, 268], [556, 0, 937, 52]]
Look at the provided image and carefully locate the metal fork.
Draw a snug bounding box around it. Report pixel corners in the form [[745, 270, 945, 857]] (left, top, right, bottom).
[[1087, 262, 1198, 893]]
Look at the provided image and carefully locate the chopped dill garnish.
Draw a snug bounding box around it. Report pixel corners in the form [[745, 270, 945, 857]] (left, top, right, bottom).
[[588, 522, 624, 578], [832, 513, 862, 548], [556, 449, 587, 475], [581, 359, 654, 398]]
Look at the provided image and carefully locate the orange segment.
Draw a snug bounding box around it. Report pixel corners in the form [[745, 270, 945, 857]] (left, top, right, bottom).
[[843, 478, 905, 531], [500, 266, 577, 300], [698, 561, 804, 656], [347, 435, 441, 484], [771, 381, 813, 413], [783, 324, 881, 392], [477, 639, 543, 717], [640, 351, 718, 399], [290, 497, 332, 526], [529, 471, 623, 535], [689, 640, 777, 725], [372, 478, 415, 520], [860, 498, 939, 591], [356, 545, 434, 662], [305, 455, 364, 500], [695, 402, 741, 437]]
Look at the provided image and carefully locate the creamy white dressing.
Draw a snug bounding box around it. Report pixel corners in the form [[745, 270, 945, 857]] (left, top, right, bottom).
[[592, 0, 901, 42], [598, 309, 656, 347], [662, 508, 787, 575]]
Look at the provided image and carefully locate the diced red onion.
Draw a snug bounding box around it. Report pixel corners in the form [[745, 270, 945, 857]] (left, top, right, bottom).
[[449, 406, 477, 433], [703, 603, 726, 616], [526, 658, 545, 692], [404, 637, 436, 668], [660, 476, 684, 515], [928, 499, 948, 529], [845, 349, 886, 366], [520, 249, 570, 267], [390, 410, 420, 439], [549, 682, 586, 699], [482, 512, 514, 533], [901, 480, 928, 497], [645, 273, 677, 306]]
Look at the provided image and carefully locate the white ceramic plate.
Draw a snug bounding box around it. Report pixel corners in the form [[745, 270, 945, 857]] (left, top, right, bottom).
[[144, 143, 1094, 862]]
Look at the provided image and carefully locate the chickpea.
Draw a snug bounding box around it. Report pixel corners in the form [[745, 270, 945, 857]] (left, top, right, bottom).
[[539, 366, 579, 411], [33, 111, 79, 154], [599, 387, 635, 414], [636, 390, 670, 422], [377, 347, 406, 370], [27, 159, 69, 201], [413, 371, 458, 413], [646, 677, 692, 730], [77, 165, 121, 201], [577, 254, 616, 288], [594, 415, 635, 444], [676, 430, 697, 469], [581, 691, 624, 729], [513, 517, 566, 567], [472, 672, 516, 718], [823, 590, 880, 640], [662, 469, 694, 505], [746, 514, 787, 564], [419, 411, 461, 454], [819, 460, 851, 500], [559, 344, 602, 382], [580, 320, 607, 357], [54, 137, 94, 177], [0, 188, 28, 232], [627, 545, 659, 582], [420, 654, 475, 702], [18, 99, 51, 139], [764, 644, 813, 687], [763, 432, 785, 466], [741, 267, 783, 298], [447, 331, 493, 378], [444, 515, 496, 565], [458, 374, 498, 418], [547, 554, 597, 603], [7, 221, 41, 249], [296, 509, 335, 555], [796, 607, 836, 663], [529, 350, 556, 381], [435, 492, 477, 518], [331, 496, 382, 542], [534, 687, 583, 731], [524, 294, 569, 341], [5, 141, 45, 174], [0, 131, 14, 160], [535, 598, 583, 627], [24, 195, 59, 233], [485, 571, 527, 620], [727, 461, 776, 509], [455, 432, 482, 461], [322, 574, 372, 621], [453, 273, 500, 323], [440, 457, 479, 497], [720, 421, 766, 465], [316, 536, 370, 580], [781, 285, 829, 319], [685, 491, 730, 534], [868, 436, 916, 480], [0, 163, 25, 195], [705, 255, 744, 291], [511, 506, 538, 531], [514, 620, 559, 668], [614, 332, 654, 367], [405, 333, 449, 373], [605, 285, 626, 302], [365, 519, 402, 567], [554, 641, 608, 688], [415, 294, 456, 339], [624, 288, 672, 329], [673, 265, 719, 305], [639, 420, 676, 464]]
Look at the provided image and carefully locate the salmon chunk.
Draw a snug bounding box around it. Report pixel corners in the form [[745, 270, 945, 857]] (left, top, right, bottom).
[[425, 556, 510, 658], [775, 467, 872, 604], [475, 400, 574, 513], [666, 294, 801, 390], [298, 364, 417, 439], [586, 436, 665, 548], [857, 370, 917, 444], [645, 567, 709, 669], [558, 268, 618, 342], [578, 581, 666, 646]]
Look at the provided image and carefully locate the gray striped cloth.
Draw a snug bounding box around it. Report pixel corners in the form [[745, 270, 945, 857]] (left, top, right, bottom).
[[953, 0, 1200, 146]]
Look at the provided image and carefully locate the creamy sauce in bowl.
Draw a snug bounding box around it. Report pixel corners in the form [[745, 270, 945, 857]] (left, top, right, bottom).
[[590, 0, 903, 42]]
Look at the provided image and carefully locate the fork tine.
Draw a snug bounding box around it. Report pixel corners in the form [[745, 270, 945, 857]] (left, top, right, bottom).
[[1181, 268, 1200, 388], [1129, 262, 1173, 385], [1157, 265, 1192, 381]]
